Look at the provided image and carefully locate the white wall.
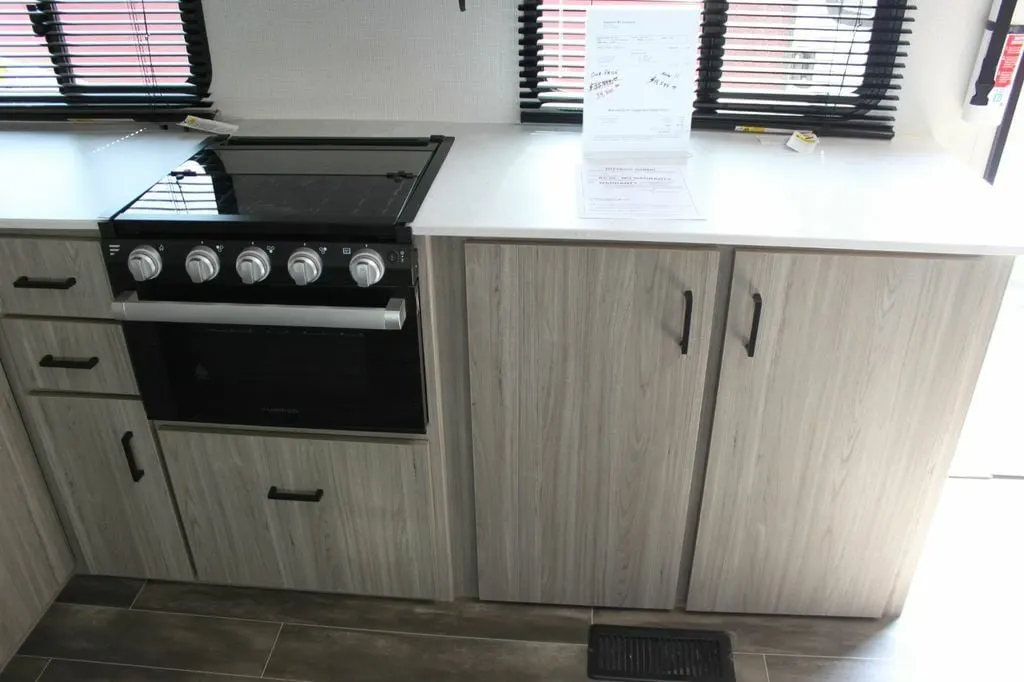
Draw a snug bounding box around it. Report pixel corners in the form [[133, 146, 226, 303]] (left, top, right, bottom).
[[204, 0, 1006, 171], [202, 0, 519, 122]]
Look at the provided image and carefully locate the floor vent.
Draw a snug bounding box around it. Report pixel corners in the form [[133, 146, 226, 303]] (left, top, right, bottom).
[[587, 625, 736, 682]]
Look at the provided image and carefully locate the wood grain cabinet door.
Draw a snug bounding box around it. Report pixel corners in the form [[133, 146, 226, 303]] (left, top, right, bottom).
[[466, 243, 720, 609], [159, 429, 441, 600], [687, 251, 1011, 617], [0, 365, 73, 665], [26, 396, 193, 581]]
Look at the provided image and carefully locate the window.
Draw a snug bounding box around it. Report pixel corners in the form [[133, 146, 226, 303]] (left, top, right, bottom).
[[519, 0, 914, 138], [0, 0, 212, 119]]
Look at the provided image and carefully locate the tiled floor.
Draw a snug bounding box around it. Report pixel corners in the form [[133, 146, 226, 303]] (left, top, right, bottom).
[[2, 478, 1021, 681]]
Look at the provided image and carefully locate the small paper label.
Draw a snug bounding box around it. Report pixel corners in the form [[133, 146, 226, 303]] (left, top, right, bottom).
[[786, 131, 819, 154], [178, 115, 239, 136]]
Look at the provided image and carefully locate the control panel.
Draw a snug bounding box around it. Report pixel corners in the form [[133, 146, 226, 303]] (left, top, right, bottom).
[[106, 240, 414, 288]]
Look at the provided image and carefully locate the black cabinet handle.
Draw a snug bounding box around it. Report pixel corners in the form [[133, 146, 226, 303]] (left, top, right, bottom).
[[745, 293, 763, 358], [120, 431, 145, 483], [38, 354, 98, 370], [679, 290, 694, 355], [13, 276, 77, 290], [267, 486, 324, 503]]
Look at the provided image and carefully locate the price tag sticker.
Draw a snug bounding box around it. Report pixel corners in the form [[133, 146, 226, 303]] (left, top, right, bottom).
[[178, 115, 239, 136]]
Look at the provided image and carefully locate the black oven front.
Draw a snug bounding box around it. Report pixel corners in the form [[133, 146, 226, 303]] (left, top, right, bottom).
[[105, 239, 427, 434]]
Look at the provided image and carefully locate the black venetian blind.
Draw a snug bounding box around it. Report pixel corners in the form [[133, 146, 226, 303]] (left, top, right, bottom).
[[0, 0, 212, 119], [519, 0, 914, 139]]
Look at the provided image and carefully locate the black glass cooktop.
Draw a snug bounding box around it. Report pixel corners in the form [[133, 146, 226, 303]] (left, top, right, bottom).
[[112, 137, 451, 230]]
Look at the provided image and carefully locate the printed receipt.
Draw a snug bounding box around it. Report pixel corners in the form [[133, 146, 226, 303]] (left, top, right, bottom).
[[579, 163, 700, 220], [582, 5, 702, 155]]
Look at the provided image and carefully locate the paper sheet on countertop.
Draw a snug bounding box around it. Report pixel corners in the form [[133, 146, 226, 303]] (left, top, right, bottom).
[[579, 6, 703, 219], [578, 162, 700, 220], [582, 5, 702, 156]]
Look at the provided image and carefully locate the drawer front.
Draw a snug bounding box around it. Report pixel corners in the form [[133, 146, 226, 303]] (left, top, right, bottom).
[[0, 239, 113, 318], [160, 429, 440, 599], [2, 319, 137, 395]]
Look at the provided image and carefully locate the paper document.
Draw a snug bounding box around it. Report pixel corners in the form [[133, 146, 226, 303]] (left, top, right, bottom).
[[579, 163, 700, 220], [582, 6, 702, 156]]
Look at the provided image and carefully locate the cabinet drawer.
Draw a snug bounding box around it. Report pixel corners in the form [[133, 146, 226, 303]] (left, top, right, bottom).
[[0, 238, 112, 318], [26, 396, 192, 580], [2, 319, 137, 395], [160, 429, 440, 599]]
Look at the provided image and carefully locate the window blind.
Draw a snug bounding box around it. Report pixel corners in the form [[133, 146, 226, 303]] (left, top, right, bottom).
[[0, 0, 212, 119], [519, 0, 914, 139]]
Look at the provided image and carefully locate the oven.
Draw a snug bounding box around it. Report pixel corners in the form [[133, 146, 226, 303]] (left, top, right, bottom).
[[106, 239, 427, 434], [100, 135, 453, 434]]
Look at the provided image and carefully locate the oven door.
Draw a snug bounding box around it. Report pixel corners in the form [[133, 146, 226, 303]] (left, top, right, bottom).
[[117, 289, 426, 433]]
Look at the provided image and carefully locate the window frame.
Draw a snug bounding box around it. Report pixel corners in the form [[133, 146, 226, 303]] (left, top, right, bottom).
[[518, 0, 914, 139], [0, 0, 213, 121]]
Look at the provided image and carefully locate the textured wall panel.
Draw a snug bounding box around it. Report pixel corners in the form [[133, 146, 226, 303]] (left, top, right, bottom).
[[204, 0, 518, 122]]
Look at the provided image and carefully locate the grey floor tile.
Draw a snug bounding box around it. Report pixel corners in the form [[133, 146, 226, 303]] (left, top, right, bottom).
[[594, 609, 898, 659], [733, 654, 769, 682], [56, 576, 146, 609], [763, 653, 1021, 682], [135, 581, 590, 643], [264, 624, 589, 682], [37, 660, 266, 681], [18, 604, 280, 677], [764, 656, 900, 682], [0, 657, 49, 682]]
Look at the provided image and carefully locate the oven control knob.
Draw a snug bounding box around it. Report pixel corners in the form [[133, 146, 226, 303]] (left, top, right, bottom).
[[127, 245, 162, 282], [287, 247, 322, 286], [236, 246, 271, 284], [185, 246, 220, 284], [349, 249, 385, 288]]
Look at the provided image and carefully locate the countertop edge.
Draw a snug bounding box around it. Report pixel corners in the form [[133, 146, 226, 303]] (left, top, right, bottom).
[[411, 224, 1022, 257], [0, 220, 101, 237]]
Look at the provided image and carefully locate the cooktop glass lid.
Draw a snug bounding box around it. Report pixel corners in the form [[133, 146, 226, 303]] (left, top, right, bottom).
[[115, 141, 437, 225]]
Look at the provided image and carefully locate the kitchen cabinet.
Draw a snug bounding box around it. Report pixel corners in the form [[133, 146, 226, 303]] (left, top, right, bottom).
[[0, 364, 73, 666], [0, 238, 113, 318], [25, 396, 192, 581], [159, 428, 443, 600], [466, 243, 720, 608], [687, 251, 1011, 617], [1, 318, 138, 395]]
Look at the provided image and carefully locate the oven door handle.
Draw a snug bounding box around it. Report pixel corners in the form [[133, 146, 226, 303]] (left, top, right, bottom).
[[110, 293, 407, 331]]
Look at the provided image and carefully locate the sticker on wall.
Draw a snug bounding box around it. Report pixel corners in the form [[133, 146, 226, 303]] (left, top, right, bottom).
[[178, 115, 240, 136]]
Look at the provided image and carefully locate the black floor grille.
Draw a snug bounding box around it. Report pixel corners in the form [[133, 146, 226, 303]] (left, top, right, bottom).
[[587, 625, 736, 682]]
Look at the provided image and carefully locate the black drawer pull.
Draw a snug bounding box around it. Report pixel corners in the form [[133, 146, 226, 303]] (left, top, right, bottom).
[[120, 431, 145, 483], [679, 289, 694, 355], [13, 276, 77, 290], [39, 354, 99, 370], [268, 486, 324, 503], [745, 293, 763, 358]]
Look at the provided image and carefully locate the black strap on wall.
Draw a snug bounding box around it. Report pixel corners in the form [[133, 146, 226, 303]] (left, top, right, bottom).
[[971, 0, 1019, 106], [985, 28, 1024, 183]]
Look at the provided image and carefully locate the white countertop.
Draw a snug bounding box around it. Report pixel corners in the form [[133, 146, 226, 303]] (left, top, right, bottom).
[[239, 119, 1024, 256], [0, 123, 207, 233], [3, 119, 1023, 256]]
